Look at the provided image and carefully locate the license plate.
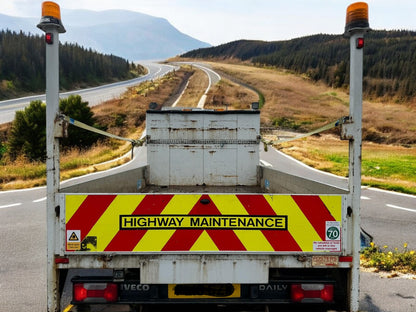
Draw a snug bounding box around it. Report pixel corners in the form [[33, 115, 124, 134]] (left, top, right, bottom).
[[312, 255, 339, 266], [168, 284, 241, 299]]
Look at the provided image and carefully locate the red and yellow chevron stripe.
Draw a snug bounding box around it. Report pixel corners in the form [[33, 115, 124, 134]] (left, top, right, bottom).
[[65, 194, 343, 252]]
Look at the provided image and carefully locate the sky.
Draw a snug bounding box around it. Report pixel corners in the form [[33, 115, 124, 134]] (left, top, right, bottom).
[[3, 0, 415, 46]]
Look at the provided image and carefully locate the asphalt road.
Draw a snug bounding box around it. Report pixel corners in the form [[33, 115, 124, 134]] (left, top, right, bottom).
[[1, 145, 415, 312]]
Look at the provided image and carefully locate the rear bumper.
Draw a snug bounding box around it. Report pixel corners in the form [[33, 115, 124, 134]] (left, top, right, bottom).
[[71, 268, 349, 310]]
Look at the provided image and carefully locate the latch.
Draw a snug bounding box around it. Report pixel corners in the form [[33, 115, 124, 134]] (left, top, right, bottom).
[[54, 115, 68, 138], [340, 116, 354, 140]]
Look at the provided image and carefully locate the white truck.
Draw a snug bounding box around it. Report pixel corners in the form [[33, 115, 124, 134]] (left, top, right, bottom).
[[39, 2, 370, 311], [59, 108, 353, 312]]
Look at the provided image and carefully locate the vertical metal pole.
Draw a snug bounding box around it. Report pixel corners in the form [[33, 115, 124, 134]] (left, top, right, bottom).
[[38, 3, 65, 311], [348, 32, 364, 312], [45, 26, 61, 312]]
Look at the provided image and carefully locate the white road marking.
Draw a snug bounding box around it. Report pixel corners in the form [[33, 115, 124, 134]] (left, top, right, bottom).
[[386, 204, 416, 213], [361, 196, 371, 200], [0, 203, 22, 209], [33, 197, 46, 203]]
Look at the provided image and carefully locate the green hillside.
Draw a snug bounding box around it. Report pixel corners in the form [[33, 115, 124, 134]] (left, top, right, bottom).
[[182, 30, 416, 100], [0, 30, 145, 100]]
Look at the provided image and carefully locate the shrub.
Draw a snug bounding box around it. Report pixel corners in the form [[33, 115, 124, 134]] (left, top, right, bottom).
[[59, 95, 103, 149], [8, 100, 46, 161], [8, 95, 102, 162]]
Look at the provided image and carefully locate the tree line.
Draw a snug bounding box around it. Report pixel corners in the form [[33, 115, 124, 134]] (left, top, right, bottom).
[[0, 30, 144, 100], [182, 30, 416, 100]]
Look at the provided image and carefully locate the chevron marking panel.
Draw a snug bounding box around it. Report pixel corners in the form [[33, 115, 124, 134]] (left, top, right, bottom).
[[65, 194, 343, 253]]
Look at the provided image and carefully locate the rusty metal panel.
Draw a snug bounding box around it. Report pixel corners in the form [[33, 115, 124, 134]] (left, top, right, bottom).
[[169, 146, 204, 185], [203, 145, 237, 185], [236, 113, 260, 140], [148, 144, 170, 185], [146, 111, 260, 186], [237, 145, 259, 185]]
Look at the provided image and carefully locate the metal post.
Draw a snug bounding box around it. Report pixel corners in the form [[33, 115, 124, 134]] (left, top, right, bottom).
[[46, 26, 60, 312], [37, 2, 65, 311], [348, 31, 364, 312], [343, 2, 370, 311]]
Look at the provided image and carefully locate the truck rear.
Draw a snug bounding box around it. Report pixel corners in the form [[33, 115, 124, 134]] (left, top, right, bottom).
[[58, 109, 354, 311], [41, 3, 370, 310]]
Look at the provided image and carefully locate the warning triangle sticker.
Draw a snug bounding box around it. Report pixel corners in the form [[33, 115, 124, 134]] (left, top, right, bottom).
[[69, 231, 79, 241]]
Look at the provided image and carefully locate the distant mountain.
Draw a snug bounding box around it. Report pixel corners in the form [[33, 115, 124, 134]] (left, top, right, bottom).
[[0, 10, 210, 60], [182, 31, 416, 100]]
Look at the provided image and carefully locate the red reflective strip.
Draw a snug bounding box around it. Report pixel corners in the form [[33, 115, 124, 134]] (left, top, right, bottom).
[[105, 228, 147, 252], [339, 256, 353, 262], [105, 194, 174, 251], [206, 229, 246, 251], [237, 195, 301, 251], [55, 257, 69, 264], [66, 195, 116, 241], [263, 230, 302, 251], [292, 195, 336, 241], [162, 229, 204, 251]]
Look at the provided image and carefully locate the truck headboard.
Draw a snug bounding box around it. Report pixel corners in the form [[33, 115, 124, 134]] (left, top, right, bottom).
[[146, 110, 260, 186]]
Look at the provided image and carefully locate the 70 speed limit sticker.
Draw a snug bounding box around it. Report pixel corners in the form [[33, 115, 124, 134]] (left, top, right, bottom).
[[326, 221, 340, 241], [313, 221, 341, 252]]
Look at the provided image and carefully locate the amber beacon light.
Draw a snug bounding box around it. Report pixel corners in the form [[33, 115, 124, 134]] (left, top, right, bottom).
[[345, 2, 369, 36], [37, 1, 66, 33]]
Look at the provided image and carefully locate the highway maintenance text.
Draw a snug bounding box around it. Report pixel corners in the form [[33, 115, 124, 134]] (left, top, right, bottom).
[[120, 215, 287, 230]]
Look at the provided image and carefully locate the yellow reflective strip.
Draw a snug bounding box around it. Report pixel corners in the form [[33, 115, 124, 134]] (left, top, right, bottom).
[[233, 230, 274, 251], [86, 195, 146, 251], [264, 195, 321, 251], [133, 229, 176, 251], [320, 195, 342, 221], [190, 231, 219, 251], [161, 194, 201, 214], [209, 194, 247, 214], [133, 194, 200, 251], [65, 195, 88, 222]]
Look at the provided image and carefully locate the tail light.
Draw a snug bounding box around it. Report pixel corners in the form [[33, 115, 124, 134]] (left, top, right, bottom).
[[73, 283, 118, 303], [291, 284, 334, 303]]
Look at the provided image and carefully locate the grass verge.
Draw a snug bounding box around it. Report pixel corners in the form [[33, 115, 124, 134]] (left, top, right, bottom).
[[277, 134, 416, 195], [0, 140, 133, 189]]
